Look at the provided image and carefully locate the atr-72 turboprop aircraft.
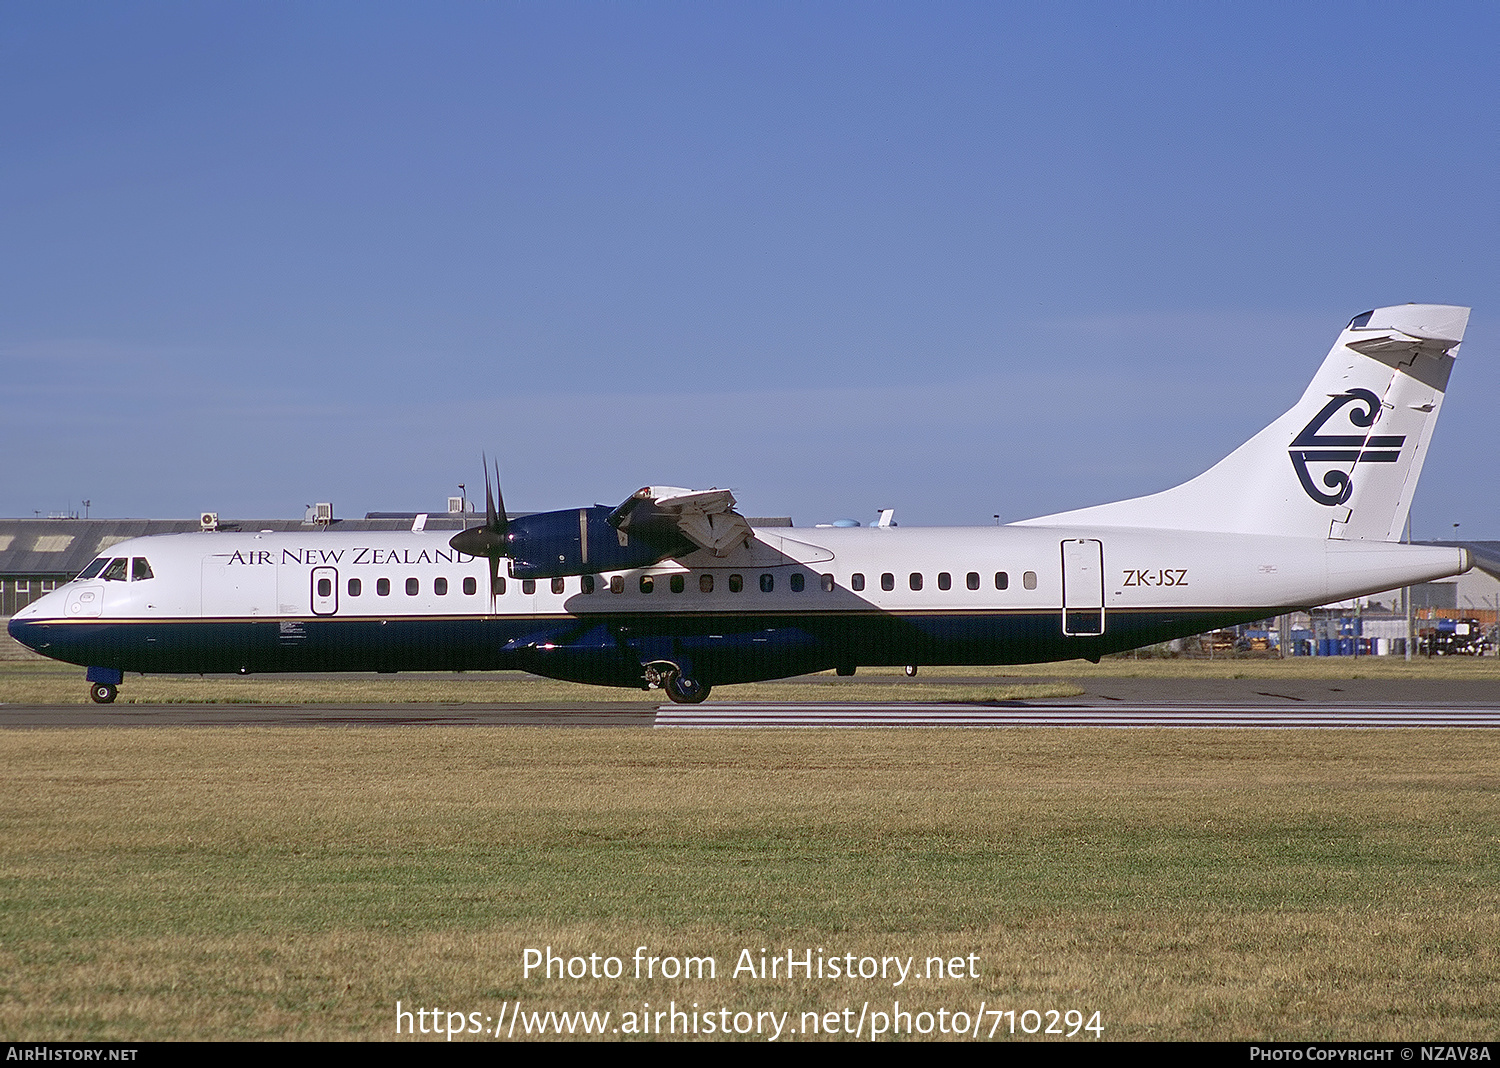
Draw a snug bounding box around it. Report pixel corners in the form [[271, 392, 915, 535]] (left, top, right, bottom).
[[10, 304, 1475, 704]]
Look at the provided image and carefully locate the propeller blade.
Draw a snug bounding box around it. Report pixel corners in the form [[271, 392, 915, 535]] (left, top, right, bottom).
[[491, 458, 508, 537], [449, 455, 512, 559], [483, 453, 497, 531]]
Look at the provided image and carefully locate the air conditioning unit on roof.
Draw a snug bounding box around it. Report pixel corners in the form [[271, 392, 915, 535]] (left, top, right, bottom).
[[305, 503, 333, 527]]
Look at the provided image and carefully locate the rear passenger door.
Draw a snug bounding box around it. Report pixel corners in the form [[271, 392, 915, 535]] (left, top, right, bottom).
[[1061, 539, 1105, 636]]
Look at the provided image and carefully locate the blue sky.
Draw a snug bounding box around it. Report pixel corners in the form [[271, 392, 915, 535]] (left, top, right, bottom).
[[4, 2, 1497, 537]]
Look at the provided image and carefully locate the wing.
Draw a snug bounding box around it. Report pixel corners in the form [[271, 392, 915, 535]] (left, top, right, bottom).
[[607, 486, 754, 557]]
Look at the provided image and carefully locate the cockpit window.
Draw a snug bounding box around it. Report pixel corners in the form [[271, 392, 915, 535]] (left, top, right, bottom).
[[132, 558, 154, 581], [101, 558, 128, 582], [78, 558, 109, 580]]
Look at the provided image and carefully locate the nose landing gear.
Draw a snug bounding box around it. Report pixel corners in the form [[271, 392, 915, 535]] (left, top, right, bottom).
[[85, 667, 124, 704]]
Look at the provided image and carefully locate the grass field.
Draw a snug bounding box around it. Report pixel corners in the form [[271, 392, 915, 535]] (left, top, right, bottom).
[[2, 725, 1498, 1041]]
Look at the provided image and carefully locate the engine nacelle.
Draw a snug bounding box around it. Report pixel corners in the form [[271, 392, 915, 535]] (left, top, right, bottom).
[[505, 506, 693, 579]]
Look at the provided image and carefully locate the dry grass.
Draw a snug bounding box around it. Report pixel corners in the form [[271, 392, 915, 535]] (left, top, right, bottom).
[[2, 728, 1498, 1040]]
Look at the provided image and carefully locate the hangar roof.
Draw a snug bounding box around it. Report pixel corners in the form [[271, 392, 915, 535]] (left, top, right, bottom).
[[0, 516, 464, 578], [0, 514, 794, 579]]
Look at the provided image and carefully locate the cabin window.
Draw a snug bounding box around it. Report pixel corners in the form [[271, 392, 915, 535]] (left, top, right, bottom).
[[495, 576, 507, 595], [78, 558, 109, 580], [937, 572, 951, 591], [463, 577, 477, 595], [581, 575, 595, 594], [406, 578, 419, 596], [1023, 570, 1037, 590], [552, 577, 565, 594], [377, 578, 390, 596], [880, 572, 894, 592], [670, 574, 685, 593], [851, 573, 865, 591], [821, 573, 835, 592], [610, 575, 624, 594], [102, 558, 128, 582], [132, 558, 154, 581], [349, 578, 362, 596], [790, 573, 805, 593], [434, 577, 448, 596], [760, 573, 774, 593], [729, 574, 743, 593], [909, 572, 923, 591], [699, 574, 714, 593], [317, 578, 332, 597], [640, 576, 654, 594], [995, 572, 1009, 590], [967, 572, 980, 590], [516, 578, 531, 595]]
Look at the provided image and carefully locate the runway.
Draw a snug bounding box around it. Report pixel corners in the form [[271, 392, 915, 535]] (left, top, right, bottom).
[[4, 691, 1500, 729], [4, 671, 1498, 727]]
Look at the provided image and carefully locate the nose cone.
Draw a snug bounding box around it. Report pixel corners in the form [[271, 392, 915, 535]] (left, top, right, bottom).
[[7, 614, 46, 654], [449, 527, 508, 558]]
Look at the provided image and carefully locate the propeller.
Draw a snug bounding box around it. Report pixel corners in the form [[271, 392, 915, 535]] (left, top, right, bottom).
[[449, 455, 510, 596]]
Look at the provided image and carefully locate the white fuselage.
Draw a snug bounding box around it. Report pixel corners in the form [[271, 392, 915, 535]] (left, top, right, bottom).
[[10, 523, 1469, 687]]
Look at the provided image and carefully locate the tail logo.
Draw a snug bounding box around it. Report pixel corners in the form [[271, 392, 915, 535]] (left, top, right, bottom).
[[1288, 388, 1404, 506]]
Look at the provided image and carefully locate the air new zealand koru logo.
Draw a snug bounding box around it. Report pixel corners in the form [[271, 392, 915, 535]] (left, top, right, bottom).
[[1289, 388, 1404, 506]]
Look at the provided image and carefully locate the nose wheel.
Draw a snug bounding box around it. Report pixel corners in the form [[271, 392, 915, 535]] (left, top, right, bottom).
[[89, 682, 118, 704]]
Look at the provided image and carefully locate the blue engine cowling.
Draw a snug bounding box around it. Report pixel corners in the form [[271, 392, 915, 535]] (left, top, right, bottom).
[[504, 506, 694, 579]]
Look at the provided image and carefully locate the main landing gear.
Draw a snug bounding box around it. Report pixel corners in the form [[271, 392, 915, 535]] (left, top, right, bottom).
[[663, 671, 710, 704], [644, 663, 711, 704]]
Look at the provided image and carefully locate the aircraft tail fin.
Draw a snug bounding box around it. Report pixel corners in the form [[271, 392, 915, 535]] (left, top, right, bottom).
[[1017, 304, 1470, 541]]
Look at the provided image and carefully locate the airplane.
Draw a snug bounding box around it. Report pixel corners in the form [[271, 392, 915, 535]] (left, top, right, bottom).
[[9, 303, 1475, 705]]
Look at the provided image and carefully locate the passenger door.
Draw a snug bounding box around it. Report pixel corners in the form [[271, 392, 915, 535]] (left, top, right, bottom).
[[310, 567, 339, 616]]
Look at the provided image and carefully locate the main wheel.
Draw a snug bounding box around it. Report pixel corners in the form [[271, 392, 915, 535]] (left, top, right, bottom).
[[663, 672, 710, 704], [904, 664, 919, 677], [90, 682, 118, 704]]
